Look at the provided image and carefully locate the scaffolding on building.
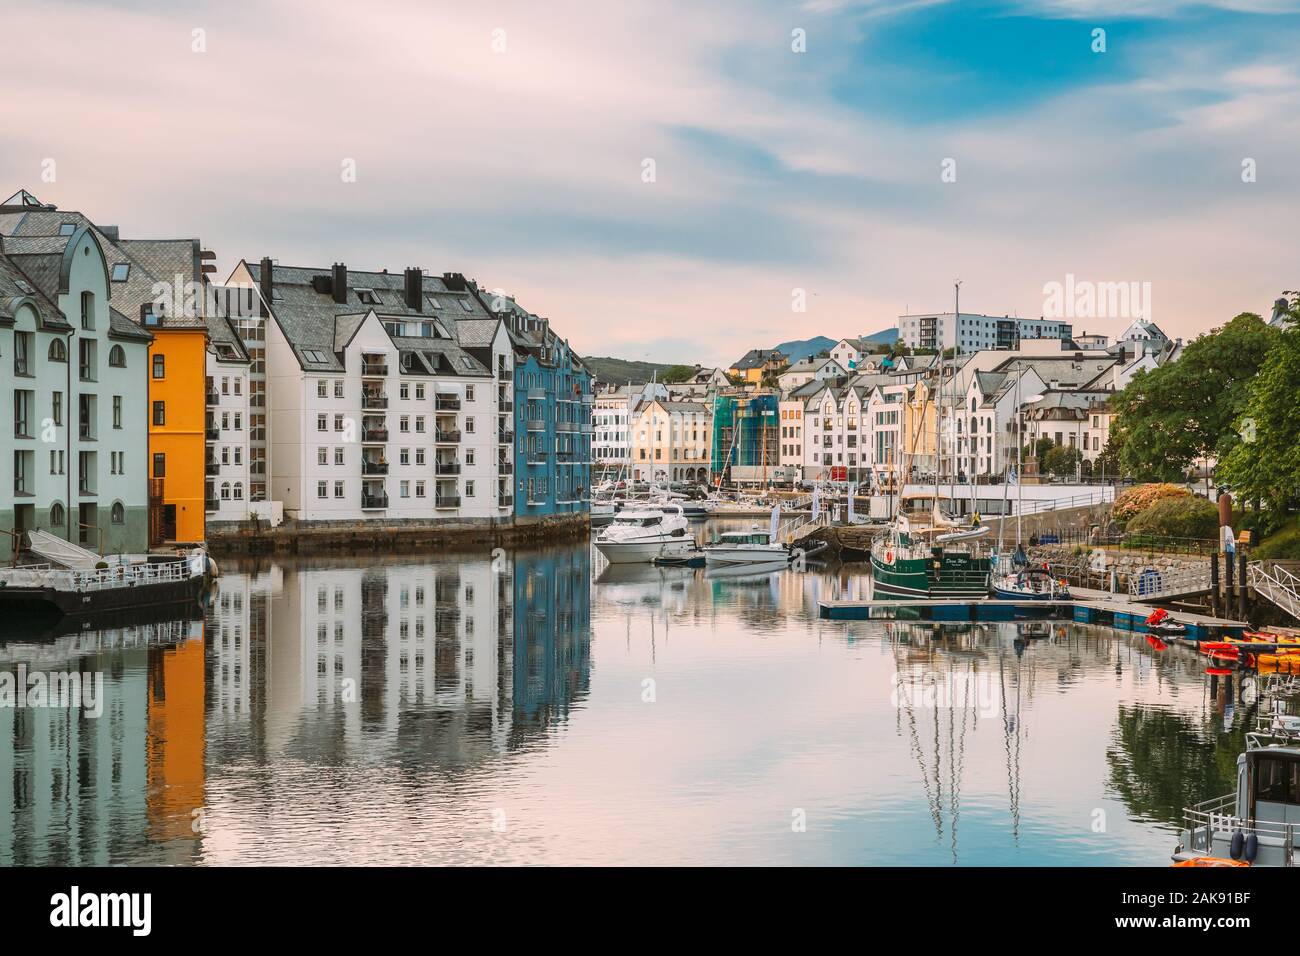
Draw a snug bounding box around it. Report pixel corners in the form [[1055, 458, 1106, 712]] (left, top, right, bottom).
[[711, 390, 780, 487]]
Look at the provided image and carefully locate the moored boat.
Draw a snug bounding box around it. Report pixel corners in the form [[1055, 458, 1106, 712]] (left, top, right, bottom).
[[703, 527, 790, 566], [991, 566, 1069, 600], [870, 494, 991, 600], [0, 531, 210, 617], [593, 504, 695, 564], [1174, 724, 1300, 867]]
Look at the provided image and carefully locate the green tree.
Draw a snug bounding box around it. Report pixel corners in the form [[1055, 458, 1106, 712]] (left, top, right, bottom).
[[1110, 312, 1277, 480], [659, 364, 696, 384], [1042, 444, 1083, 477], [1218, 298, 1300, 513]]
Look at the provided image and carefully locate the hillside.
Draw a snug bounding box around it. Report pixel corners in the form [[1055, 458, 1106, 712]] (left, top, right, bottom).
[[582, 355, 675, 385], [773, 328, 899, 363]]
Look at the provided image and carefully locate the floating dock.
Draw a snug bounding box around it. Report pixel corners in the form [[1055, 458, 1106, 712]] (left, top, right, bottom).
[[818, 585, 1248, 639]]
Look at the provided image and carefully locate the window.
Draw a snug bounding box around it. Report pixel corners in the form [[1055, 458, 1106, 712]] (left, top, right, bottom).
[[59, 223, 76, 236], [334, 447, 344, 465], [79, 339, 96, 381], [107, 344, 126, 367], [400, 383, 410, 401], [356, 289, 380, 305], [317, 413, 327, 431], [415, 383, 425, 401], [318, 447, 328, 466], [333, 414, 344, 432], [48, 339, 67, 362], [333, 481, 344, 498], [233, 482, 243, 500], [415, 480, 425, 498], [113, 396, 122, 429], [466, 385, 475, 402], [14, 331, 32, 376], [80, 291, 94, 330], [465, 417, 475, 433], [317, 481, 327, 499], [466, 481, 475, 497], [415, 416, 425, 433], [152, 401, 165, 425], [415, 448, 425, 466], [317, 380, 327, 398], [333, 380, 344, 399], [52, 392, 62, 427], [400, 481, 410, 498], [111, 501, 125, 524], [111, 263, 130, 282], [153, 452, 166, 477], [399, 448, 410, 466], [400, 415, 410, 433]]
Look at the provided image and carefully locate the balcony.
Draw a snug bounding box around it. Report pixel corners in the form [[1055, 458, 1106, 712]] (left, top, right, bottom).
[[362, 427, 389, 443], [206, 462, 221, 476], [435, 429, 461, 443], [497, 367, 512, 380], [498, 429, 513, 444], [527, 387, 545, 401], [435, 495, 460, 509], [498, 460, 513, 475], [499, 494, 513, 507], [435, 461, 461, 476], [527, 451, 549, 465], [581, 422, 593, 434], [498, 400, 513, 412], [581, 393, 594, 404], [205, 498, 219, 512], [362, 393, 388, 410], [206, 426, 220, 441], [361, 493, 389, 509], [361, 360, 388, 377], [526, 419, 546, 432], [206, 391, 219, 405], [435, 396, 461, 411], [361, 459, 389, 475]]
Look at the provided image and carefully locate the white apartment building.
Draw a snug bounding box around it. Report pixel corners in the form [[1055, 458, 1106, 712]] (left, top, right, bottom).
[[778, 355, 846, 392], [800, 382, 871, 481], [952, 367, 1048, 478], [630, 398, 712, 483], [229, 260, 514, 524], [829, 338, 886, 374], [592, 387, 631, 470], [205, 325, 254, 524], [899, 312, 1073, 355]]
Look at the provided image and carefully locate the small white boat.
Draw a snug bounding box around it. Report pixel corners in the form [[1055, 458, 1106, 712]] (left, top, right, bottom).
[[590, 500, 617, 527], [703, 526, 791, 566], [991, 567, 1069, 600], [594, 504, 695, 564]]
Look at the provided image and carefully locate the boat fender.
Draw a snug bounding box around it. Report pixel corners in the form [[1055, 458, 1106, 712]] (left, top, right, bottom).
[[1244, 833, 1258, 863], [1229, 830, 1244, 860], [886, 551, 893, 564]]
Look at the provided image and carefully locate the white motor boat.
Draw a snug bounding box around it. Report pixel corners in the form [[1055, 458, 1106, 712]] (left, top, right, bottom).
[[703, 527, 791, 566], [593, 504, 695, 564], [590, 500, 617, 527]]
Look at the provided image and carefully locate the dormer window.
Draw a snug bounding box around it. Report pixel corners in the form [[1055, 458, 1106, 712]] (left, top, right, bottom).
[[457, 299, 473, 313], [59, 223, 76, 236], [426, 296, 442, 310], [111, 263, 130, 282], [357, 289, 381, 305]]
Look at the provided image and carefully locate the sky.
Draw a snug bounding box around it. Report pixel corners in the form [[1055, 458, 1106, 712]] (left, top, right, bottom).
[[3, 0, 1298, 366]]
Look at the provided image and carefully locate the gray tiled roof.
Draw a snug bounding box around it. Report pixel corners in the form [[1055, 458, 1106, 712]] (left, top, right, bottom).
[[0, 250, 67, 329], [247, 262, 493, 376]]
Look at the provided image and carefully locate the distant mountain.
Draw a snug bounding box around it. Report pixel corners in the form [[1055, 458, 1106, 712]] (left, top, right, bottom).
[[582, 355, 676, 385], [772, 328, 899, 363], [771, 335, 836, 364], [860, 327, 899, 345]]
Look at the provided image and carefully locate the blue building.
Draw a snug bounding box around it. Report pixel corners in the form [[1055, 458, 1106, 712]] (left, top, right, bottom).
[[474, 294, 592, 518]]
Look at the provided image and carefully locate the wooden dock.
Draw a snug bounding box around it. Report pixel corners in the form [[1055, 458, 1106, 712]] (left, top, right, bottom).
[[818, 585, 1248, 639]]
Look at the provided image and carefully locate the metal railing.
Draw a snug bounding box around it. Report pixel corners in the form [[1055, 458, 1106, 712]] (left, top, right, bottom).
[[1127, 565, 1212, 600], [1249, 562, 1300, 622], [70, 558, 193, 592], [1182, 792, 1296, 865], [435, 429, 461, 443]]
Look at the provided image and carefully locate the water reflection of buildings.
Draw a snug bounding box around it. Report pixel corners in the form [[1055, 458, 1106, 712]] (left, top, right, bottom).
[[0, 616, 205, 865], [207, 547, 592, 766]]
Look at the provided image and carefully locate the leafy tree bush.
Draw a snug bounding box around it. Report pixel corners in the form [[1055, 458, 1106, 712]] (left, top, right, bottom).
[[1113, 483, 1191, 526], [1125, 495, 1219, 540]]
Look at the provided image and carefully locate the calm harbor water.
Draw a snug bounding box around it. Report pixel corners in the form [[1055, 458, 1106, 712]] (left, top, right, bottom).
[[0, 520, 1262, 866]]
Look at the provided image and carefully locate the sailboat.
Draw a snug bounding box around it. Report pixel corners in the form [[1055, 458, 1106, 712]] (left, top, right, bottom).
[[870, 284, 991, 600]]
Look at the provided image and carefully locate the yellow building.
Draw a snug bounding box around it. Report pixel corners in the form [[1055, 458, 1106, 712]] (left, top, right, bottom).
[[147, 317, 209, 543], [727, 348, 789, 386]]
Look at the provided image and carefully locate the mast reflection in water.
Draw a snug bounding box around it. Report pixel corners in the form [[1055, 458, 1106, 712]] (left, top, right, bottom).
[[0, 540, 1265, 865]]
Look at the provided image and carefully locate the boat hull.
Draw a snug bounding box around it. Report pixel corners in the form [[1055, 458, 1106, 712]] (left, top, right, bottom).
[[0, 573, 206, 616], [870, 550, 990, 600], [594, 538, 696, 564], [703, 546, 789, 566]]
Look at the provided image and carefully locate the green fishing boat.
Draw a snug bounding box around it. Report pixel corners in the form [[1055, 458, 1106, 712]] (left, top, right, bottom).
[[870, 495, 992, 599]]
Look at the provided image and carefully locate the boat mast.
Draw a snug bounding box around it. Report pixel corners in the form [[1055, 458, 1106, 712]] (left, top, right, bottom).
[[1015, 360, 1023, 546]]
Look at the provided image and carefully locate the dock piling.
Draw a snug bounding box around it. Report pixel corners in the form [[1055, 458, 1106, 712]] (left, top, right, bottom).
[[1210, 553, 1220, 617]]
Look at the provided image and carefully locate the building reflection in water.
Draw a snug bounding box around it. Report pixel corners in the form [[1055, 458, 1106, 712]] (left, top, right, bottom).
[[0, 615, 205, 865], [207, 547, 592, 766]]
